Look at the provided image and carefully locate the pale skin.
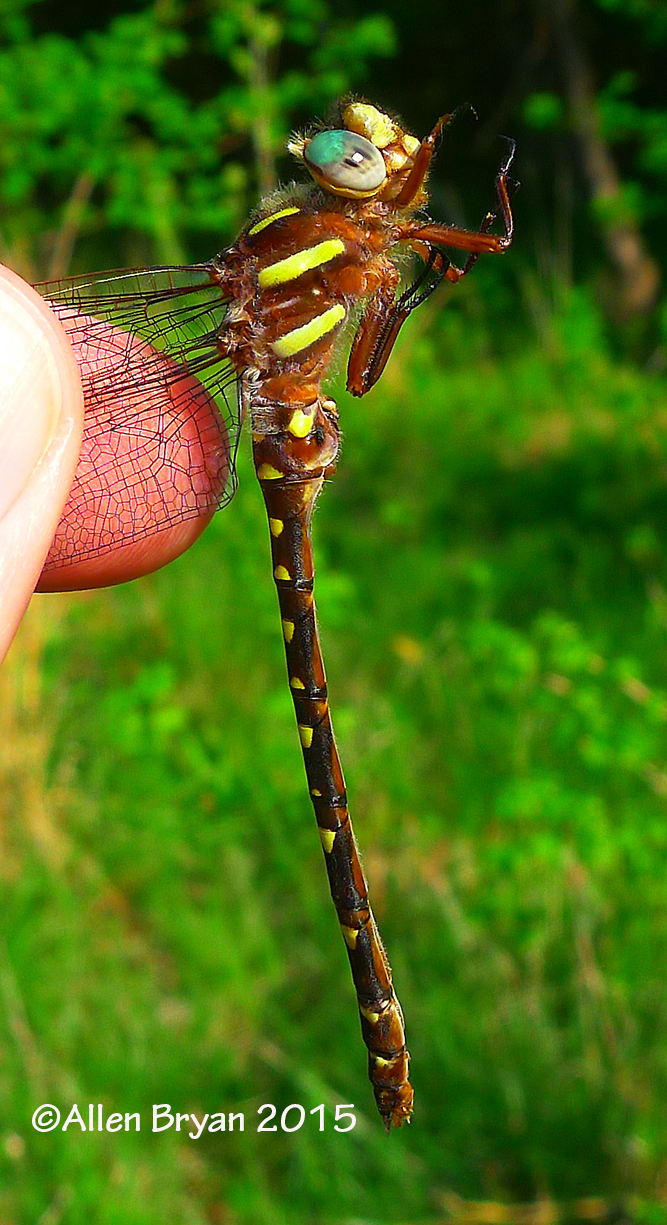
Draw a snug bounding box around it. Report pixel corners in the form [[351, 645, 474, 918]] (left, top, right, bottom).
[[0, 264, 214, 662]]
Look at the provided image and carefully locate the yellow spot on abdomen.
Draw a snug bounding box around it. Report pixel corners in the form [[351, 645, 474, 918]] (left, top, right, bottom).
[[269, 517, 284, 536], [259, 239, 345, 289], [248, 206, 300, 237], [257, 463, 283, 480], [360, 1004, 380, 1024], [290, 676, 305, 690], [282, 619, 295, 643], [311, 788, 322, 798], [298, 724, 313, 748], [318, 826, 335, 852], [272, 304, 346, 359], [287, 404, 316, 438], [341, 925, 359, 949], [274, 564, 291, 581]]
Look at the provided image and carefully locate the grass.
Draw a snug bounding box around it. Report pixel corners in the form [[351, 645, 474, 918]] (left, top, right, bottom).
[[3, 279, 667, 1222]]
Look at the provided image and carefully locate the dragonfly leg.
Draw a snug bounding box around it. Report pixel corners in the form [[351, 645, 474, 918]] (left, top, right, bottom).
[[348, 143, 515, 397], [347, 263, 401, 397], [250, 385, 413, 1129], [398, 137, 516, 255], [347, 249, 450, 396]]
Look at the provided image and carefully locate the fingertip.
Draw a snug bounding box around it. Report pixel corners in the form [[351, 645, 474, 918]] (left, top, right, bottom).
[[0, 265, 83, 660], [36, 513, 214, 592]]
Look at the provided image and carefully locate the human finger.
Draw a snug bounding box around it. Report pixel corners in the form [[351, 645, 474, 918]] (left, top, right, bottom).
[[36, 312, 228, 592], [0, 265, 83, 660]]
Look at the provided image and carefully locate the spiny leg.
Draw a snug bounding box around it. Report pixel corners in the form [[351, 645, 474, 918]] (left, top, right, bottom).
[[348, 141, 516, 397], [400, 136, 516, 255], [253, 398, 413, 1130], [348, 249, 450, 395]]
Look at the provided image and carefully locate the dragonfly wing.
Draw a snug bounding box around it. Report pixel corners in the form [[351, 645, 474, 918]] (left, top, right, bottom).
[[36, 265, 241, 569]]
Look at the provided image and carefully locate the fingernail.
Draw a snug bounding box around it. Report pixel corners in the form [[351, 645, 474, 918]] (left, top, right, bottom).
[[0, 277, 64, 521]]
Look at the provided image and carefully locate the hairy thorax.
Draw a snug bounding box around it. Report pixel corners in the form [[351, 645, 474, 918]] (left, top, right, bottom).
[[218, 188, 402, 405]]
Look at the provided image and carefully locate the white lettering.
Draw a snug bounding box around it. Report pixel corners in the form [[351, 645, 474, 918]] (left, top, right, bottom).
[[106, 1113, 123, 1132], [153, 1104, 174, 1132], [188, 1113, 209, 1139], [62, 1104, 86, 1132]]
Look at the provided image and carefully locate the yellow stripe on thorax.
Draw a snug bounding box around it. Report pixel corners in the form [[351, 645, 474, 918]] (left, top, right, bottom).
[[258, 239, 345, 289], [271, 304, 346, 359], [248, 207, 300, 237]]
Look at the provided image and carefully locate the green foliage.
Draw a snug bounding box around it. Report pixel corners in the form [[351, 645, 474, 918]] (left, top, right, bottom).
[[594, 0, 667, 45], [4, 0, 667, 1218], [4, 280, 667, 1218], [0, 0, 395, 274], [596, 73, 667, 218], [524, 53, 667, 243], [522, 92, 565, 132]]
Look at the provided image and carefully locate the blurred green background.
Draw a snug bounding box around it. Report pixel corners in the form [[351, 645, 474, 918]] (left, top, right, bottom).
[[3, 0, 667, 1220]]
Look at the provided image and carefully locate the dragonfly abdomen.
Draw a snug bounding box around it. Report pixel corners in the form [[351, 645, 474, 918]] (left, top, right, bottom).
[[249, 379, 414, 1129]]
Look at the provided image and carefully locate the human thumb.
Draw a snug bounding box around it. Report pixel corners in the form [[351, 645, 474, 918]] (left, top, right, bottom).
[[0, 265, 83, 660]]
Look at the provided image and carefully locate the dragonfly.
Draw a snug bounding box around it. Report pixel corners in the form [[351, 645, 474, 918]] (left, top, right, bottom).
[[36, 99, 515, 1130]]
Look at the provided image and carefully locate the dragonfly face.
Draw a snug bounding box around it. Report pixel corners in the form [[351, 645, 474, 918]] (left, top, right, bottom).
[[36, 99, 515, 1129]]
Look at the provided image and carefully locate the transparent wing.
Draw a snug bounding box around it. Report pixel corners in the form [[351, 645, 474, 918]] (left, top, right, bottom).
[[36, 263, 242, 568]]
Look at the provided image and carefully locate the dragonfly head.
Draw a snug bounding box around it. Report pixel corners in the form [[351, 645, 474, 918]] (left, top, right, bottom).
[[287, 101, 424, 207]]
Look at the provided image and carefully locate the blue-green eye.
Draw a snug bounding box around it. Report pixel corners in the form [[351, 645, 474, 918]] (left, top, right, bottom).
[[304, 129, 386, 195]]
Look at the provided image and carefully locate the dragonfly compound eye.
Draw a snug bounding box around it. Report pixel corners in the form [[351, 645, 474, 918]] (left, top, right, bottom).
[[304, 129, 387, 197]]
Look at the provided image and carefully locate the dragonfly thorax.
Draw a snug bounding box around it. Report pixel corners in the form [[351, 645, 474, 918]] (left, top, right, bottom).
[[220, 200, 390, 392]]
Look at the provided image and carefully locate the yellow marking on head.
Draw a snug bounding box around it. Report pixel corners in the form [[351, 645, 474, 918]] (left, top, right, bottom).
[[259, 239, 345, 289], [311, 788, 322, 798], [272, 304, 346, 360], [248, 206, 300, 237], [274, 564, 291, 581], [281, 619, 295, 643], [341, 925, 359, 949], [360, 1005, 381, 1024], [290, 676, 306, 690], [384, 146, 411, 174], [343, 102, 399, 149], [298, 724, 313, 748], [269, 517, 284, 536], [318, 826, 335, 852], [287, 404, 316, 438], [257, 463, 283, 480]]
